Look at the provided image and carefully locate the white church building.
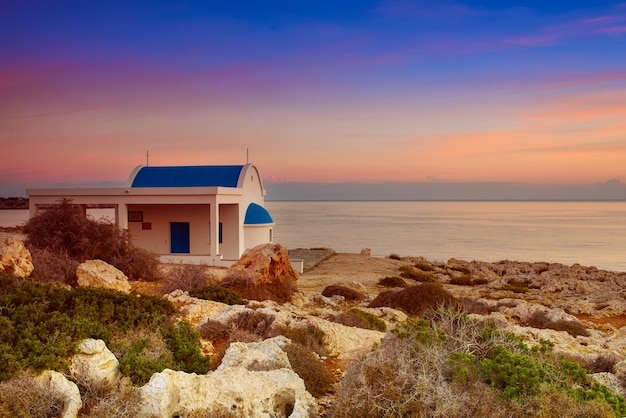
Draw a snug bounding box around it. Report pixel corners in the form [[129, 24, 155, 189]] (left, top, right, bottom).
[[26, 164, 274, 266]]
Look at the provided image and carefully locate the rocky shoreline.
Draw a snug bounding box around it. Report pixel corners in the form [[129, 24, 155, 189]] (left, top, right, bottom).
[[3, 236, 626, 416]]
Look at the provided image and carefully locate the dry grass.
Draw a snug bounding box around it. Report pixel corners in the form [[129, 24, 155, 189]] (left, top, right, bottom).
[[283, 343, 334, 397], [160, 263, 213, 294], [0, 371, 65, 418]]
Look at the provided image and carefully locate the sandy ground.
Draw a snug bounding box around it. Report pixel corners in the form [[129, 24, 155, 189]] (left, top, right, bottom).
[[297, 252, 406, 295]]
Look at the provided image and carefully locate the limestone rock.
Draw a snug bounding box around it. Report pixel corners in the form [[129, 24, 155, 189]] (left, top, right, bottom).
[[36, 370, 82, 418], [69, 339, 121, 388], [228, 243, 298, 285], [138, 367, 317, 418], [0, 236, 33, 278], [217, 336, 291, 371], [165, 289, 229, 326], [76, 259, 131, 293], [305, 316, 385, 359], [591, 372, 625, 397]]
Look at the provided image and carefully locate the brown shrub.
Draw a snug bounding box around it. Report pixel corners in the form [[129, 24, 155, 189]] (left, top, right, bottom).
[[160, 263, 212, 294], [450, 273, 473, 286], [82, 381, 143, 418], [330, 311, 370, 330], [220, 271, 296, 303], [271, 324, 327, 356], [368, 283, 458, 316], [24, 199, 161, 281], [0, 370, 65, 418], [199, 320, 231, 342], [523, 311, 590, 338], [378, 276, 408, 288], [283, 343, 334, 397], [29, 247, 79, 285], [231, 310, 275, 338], [399, 265, 436, 282], [321, 284, 365, 301]]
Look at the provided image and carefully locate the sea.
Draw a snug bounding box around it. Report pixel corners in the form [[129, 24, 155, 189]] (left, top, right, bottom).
[[3, 201, 625, 272]]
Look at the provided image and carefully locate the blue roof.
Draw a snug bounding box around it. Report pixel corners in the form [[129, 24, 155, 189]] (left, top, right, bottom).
[[131, 165, 244, 188], [244, 203, 274, 225]]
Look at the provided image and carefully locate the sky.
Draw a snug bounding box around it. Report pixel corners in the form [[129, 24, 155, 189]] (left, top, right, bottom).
[[1, 0, 626, 199]]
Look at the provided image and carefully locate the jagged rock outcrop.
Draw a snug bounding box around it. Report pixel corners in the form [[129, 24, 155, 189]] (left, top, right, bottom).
[[0, 236, 33, 278], [139, 367, 317, 418], [76, 259, 131, 293], [69, 339, 121, 388], [217, 336, 291, 371], [36, 370, 82, 418], [227, 243, 299, 285]]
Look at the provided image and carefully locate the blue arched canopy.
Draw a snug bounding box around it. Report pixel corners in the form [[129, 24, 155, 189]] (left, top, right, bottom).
[[244, 203, 274, 225]]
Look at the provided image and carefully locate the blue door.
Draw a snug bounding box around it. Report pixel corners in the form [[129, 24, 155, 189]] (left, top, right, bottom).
[[170, 222, 190, 253]]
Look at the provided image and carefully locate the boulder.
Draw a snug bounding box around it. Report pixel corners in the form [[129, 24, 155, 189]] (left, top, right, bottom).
[[76, 259, 131, 293], [228, 243, 298, 285], [217, 336, 291, 371], [304, 316, 385, 359], [36, 370, 82, 418], [0, 236, 33, 278], [69, 339, 121, 388], [165, 290, 229, 326], [138, 367, 317, 418]]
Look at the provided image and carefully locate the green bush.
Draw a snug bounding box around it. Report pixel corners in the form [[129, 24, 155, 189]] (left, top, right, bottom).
[[0, 274, 209, 384], [330, 308, 626, 418], [24, 198, 160, 280], [189, 284, 246, 305], [481, 345, 547, 399]]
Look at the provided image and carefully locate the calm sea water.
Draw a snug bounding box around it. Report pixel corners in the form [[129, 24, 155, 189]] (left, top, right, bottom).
[[3, 202, 625, 272], [266, 201, 626, 272]]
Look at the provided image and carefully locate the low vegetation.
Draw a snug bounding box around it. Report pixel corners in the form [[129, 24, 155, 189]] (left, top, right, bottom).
[[321, 284, 366, 301], [377, 276, 408, 287], [189, 284, 246, 305], [0, 273, 209, 384], [398, 264, 436, 282], [369, 283, 458, 316], [330, 308, 387, 332], [330, 309, 625, 418], [219, 270, 297, 303], [24, 198, 161, 281]]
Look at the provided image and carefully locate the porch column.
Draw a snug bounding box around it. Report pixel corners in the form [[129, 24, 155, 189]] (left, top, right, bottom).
[[210, 202, 220, 256], [115, 203, 129, 230]]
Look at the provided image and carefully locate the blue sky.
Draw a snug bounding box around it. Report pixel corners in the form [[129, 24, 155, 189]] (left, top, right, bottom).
[[1, 0, 626, 199]]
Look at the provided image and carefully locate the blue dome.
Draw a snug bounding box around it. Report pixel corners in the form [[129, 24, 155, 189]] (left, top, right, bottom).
[[244, 203, 274, 225]]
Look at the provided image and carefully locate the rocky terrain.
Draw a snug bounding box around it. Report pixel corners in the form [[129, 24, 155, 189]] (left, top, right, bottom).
[[2, 236, 626, 417]]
